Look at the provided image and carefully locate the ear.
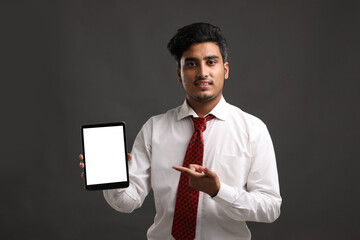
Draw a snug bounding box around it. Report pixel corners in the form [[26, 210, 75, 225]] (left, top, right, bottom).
[[224, 62, 229, 80], [177, 67, 182, 83]]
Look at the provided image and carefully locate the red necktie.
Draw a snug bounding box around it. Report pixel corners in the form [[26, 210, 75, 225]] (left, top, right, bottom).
[[171, 114, 215, 240]]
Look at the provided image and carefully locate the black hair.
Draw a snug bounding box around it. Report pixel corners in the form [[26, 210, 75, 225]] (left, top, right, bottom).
[[167, 22, 228, 67]]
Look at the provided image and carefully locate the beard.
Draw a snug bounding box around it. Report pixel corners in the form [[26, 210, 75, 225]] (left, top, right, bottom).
[[189, 90, 222, 103]]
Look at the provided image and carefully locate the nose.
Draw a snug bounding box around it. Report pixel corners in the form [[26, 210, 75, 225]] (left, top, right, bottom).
[[197, 62, 209, 79]]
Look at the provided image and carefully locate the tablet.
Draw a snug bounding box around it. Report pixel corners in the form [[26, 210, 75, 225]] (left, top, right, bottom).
[[81, 122, 129, 190]]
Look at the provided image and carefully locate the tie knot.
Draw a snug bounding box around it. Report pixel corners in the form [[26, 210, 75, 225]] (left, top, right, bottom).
[[192, 114, 215, 132]]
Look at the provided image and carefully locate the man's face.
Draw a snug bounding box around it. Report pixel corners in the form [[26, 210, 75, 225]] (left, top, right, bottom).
[[177, 42, 229, 105]]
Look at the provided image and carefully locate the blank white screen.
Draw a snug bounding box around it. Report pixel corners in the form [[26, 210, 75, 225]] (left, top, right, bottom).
[[83, 125, 127, 185]]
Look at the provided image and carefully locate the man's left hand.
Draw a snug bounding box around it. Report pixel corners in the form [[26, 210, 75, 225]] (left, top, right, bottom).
[[172, 164, 220, 197]]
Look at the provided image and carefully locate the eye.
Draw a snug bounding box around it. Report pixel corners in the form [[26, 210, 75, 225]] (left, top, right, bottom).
[[186, 61, 197, 67], [208, 59, 217, 65]]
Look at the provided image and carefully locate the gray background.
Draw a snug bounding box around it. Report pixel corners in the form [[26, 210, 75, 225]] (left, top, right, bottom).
[[1, 0, 360, 239]]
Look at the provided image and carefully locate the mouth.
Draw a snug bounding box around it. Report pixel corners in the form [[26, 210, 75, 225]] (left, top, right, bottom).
[[196, 82, 212, 86], [195, 80, 213, 87]]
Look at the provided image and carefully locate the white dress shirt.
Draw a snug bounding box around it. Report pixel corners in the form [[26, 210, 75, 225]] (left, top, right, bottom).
[[103, 96, 281, 240]]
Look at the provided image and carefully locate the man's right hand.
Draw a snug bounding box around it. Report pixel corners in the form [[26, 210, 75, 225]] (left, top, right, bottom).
[[78, 153, 132, 179]]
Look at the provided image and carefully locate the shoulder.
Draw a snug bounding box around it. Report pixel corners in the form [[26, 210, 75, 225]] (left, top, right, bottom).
[[142, 105, 181, 129], [227, 103, 266, 127], [150, 105, 180, 122], [225, 102, 269, 140], [134, 105, 181, 143]]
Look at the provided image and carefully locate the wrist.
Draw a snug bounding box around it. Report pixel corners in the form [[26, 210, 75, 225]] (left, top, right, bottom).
[[209, 182, 220, 198]]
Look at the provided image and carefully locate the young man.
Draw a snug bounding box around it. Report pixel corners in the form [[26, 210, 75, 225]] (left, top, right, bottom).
[[80, 23, 281, 239]]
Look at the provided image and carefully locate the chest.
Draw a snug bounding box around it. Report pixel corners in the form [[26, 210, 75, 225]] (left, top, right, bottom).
[[150, 120, 252, 190]]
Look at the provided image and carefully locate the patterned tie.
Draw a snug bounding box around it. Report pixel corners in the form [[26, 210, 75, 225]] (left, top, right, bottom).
[[171, 114, 215, 240]]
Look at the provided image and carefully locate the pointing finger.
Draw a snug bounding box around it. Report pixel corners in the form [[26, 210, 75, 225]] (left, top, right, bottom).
[[172, 166, 191, 174], [173, 166, 203, 177]]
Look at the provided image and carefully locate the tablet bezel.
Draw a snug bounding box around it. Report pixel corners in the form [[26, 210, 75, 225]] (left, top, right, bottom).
[[81, 122, 129, 191]]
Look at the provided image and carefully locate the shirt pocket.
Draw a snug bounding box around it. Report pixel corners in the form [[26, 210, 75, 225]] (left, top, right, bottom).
[[214, 153, 251, 189]]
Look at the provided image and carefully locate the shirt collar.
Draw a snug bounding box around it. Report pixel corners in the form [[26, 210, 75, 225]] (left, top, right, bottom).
[[177, 96, 228, 121]]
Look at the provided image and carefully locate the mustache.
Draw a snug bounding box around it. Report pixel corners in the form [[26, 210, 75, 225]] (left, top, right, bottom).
[[194, 77, 213, 83]]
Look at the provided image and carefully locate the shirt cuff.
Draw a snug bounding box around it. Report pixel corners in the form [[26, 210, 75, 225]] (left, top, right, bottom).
[[211, 182, 237, 206]]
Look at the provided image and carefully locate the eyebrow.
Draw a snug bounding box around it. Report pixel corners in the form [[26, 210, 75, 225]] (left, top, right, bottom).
[[184, 55, 220, 62], [204, 55, 220, 60]]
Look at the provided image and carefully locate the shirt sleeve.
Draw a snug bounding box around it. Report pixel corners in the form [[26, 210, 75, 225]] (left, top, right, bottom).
[[212, 123, 282, 223], [103, 120, 152, 213]]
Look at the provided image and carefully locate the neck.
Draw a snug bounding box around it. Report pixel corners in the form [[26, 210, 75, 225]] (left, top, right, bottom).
[[187, 94, 222, 118]]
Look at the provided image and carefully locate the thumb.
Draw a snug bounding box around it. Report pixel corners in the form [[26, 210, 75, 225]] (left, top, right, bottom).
[[203, 167, 216, 178]]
